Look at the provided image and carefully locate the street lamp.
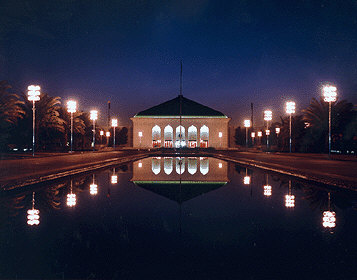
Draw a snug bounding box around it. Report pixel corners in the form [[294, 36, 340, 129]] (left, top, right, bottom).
[[100, 130, 104, 144], [27, 192, 40, 226], [27, 85, 41, 157], [67, 100, 77, 153], [322, 84, 337, 156], [90, 110, 98, 151], [257, 131, 262, 146], [112, 118, 118, 148], [244, 120, 251, 148], [286, 101, 296, 153], [264, 110, 272, 150], [106, 131, 110, 146], [275, 127, 280, 135], [251, 132, 255, 146]]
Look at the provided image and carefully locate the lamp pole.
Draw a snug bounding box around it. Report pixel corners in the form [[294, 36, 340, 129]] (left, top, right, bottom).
[[90, 110, 98, 151], [322, 84, 337, 156], [67, 100, 77, 153], [286, 101, 295, 153], [27, 85, 41, 157], [112, 118, 118, 148], [264, 110, 272, 150], [244, 120, 251, 148]]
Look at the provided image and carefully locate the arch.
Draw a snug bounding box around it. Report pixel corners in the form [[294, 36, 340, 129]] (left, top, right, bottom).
[[200, 157, 209, 175], [152, 125, 161, 147], [175, 157, 185, 174], [164, 125, 173, 148], [188, 125, 198, 148], [200, 125, 209, 148], [152, 157, 161, 175], [175, 125, 186, 148], [164, 157, 173, 175], [188, 157, 198, 175]]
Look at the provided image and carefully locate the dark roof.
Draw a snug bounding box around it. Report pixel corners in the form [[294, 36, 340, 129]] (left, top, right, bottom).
[[135, 95, 226, 117]]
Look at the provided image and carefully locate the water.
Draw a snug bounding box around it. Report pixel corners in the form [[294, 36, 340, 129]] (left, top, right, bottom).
[[0, 157, 356, 279]]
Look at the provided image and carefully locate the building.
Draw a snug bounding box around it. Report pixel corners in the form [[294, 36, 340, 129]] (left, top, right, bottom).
[[131, 95, 230, 148]]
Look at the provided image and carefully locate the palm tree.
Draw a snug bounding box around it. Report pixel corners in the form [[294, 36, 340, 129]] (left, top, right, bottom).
[[0, 81, 25, 150]]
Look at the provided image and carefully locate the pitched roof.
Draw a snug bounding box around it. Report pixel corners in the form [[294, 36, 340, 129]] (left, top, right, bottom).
[[134, 95, 227, 117]]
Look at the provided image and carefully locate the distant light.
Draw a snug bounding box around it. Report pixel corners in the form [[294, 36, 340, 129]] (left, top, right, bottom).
[[90, 183, 98, 195], [218, 162, 223, 168], [27, 209, 40, 226], [138, 162, 142, 168], [67, 100, 77, 113], [244, 176, 251, 185], [322, 85, 337, 102], [251, 132, 255, 138], [100, 130, 104, 136], [322, 211, 336, 228], [112, 118, 118, 127], [218, 132, 223, 138], [27, 85, 41, 102], [111, 175, 118, 184], [264, 185, 272, 196], [264, 110, 272, 121], [138, 131, 143, 137], [275, 127, 280, 134], [244, 119, 251, 128], [66, 193, 76, 207], [285, 194, 295, 208], [257, 131, 262, 137], [265, 129, 270, 136], [106, 131, 110, 137], [286, 101, 296, 114], [90, 110, 98, 121]]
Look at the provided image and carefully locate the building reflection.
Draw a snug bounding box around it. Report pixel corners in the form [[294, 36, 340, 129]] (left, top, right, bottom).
[[131, 157, 228, 203]]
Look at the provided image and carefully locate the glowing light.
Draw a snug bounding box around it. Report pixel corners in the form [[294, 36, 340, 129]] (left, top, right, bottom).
[[66, 193, 76, 207], [264, 110, 272, 121], [106, 131, 110, 137], [67, 100, 77, 113], [111, 174, 118, 184], [27, 85, 41, 101], [138, 162, 142, 168], [90, 183, 98, 195], [275, 127, 280, 134], [90, 110, 98, 121], [251, 132, 255, 138], [138, 131, 143, 137], [285, 194, 295, 208], [322, 211, 336, 228], [218, 162, 223, 168], [218, 132, 223, 138], [264, 185, 272, 196], [322, 85, 337, 102], [257, 131, 262, 137], [27, 209, 40, 225], [244, 176, 251, 185], [244, 120, 251, 128], [112, 118, 118, 127], [100, 130, 104, 136], [265, 130, 270, 136], [286, 101, 296, 114]]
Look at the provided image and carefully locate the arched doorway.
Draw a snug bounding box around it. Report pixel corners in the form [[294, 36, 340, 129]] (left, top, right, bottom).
[[164, 125, 173, 148], [200, 125, 209, 148], [188, 125, 197, 148], [152, 125, 161, 147], [175, 125, 186, 148]]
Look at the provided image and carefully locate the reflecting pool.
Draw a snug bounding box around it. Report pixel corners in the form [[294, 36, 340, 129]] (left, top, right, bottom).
[[0, 157, 356, 279]]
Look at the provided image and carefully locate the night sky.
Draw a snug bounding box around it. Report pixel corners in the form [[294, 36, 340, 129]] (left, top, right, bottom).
[[1, 0, 357, 126]]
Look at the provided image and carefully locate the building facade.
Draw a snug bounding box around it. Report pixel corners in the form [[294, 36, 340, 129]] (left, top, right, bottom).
[[131, 95, 230, 148]]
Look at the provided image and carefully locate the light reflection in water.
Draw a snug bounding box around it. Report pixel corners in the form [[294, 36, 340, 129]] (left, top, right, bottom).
[[27, 192, 40, 226], [66, 180, 76, 207], [263, 174, 272, 196], [285, 180, 295, 208], [90, 174, 98, 195], [323, 192, 336, 228], [243, 168, 251, 185], [111, 168, 118, 184]]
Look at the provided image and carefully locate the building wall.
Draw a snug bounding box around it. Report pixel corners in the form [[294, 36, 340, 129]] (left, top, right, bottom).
[[131, 117, 230, 148]]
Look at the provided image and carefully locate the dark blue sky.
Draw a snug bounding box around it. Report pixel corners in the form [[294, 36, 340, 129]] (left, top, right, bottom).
[[1, 0, 356, 126]]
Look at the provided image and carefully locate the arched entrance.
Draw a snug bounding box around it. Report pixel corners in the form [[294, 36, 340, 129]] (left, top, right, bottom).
[[200, 125, 209, 148], [175, 125, 186, 148], [164, 125, 173, 148], [152, 125, 161, 147], [188, 125, 197, 148]]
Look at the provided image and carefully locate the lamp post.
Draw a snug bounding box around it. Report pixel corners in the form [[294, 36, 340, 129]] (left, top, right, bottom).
[[244, 120, 251, 148], [90, 110, 98, 151], [251, 132, 255, 146], [27, 85, 41, 157], [67, 100, 77, 153], [264, 110, 272, 150], [322, 84, 337, 156], [257, 131, 262, 146], [112, 118, 118, 148], [106, 131, 110, 146], [286, 101, 296, 153], [100, 130, 104, 144]]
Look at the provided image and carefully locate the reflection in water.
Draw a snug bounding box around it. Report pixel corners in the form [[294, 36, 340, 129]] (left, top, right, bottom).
[[243, 168, 251, 185], [27, 192, 40, 226], [187, 157, 197, 175], [90, 174, 98, 195], [66, 180, 77, 207], [200, 157, 209, 175], [323, 192, 336, 228], [263, 174, 272, 196], [111, 168, 118, 184], [175, 157, 185, 174], [164, 157, 173, 174], [152, 157, 161, 174], [285, 180, 295, 208]]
